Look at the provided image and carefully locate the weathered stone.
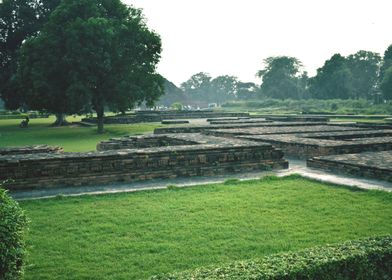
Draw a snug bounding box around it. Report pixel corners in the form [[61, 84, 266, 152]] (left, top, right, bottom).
[[82, 110, 250, 124], [154, 122, 328, 134], [161, 120, 189, 124], [0, 145, 63, 156], [1, 134, 288, 190], [307, 151, 392, 182]]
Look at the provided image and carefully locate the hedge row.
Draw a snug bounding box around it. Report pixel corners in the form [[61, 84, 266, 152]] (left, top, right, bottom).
[[151, 236, 392, 280], [0, 186, 28, 280]]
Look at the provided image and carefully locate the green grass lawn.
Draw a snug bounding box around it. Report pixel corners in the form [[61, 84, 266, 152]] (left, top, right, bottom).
[[0, 116, 162, 152], [20, 175, 392, 280]]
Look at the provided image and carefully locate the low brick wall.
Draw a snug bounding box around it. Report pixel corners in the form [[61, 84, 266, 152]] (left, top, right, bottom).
[[0, 145, 63, 156], [265, 116, 330, 122], [161, 120, 189, 124], [307, 151, 392, 182], [82, 111, 250, 124], [154, 122, 328, 134], [208, 120, 271, 125], [97, 135, 198, 151], [237, 128, 392, 159], [1, 134, 288, 190]]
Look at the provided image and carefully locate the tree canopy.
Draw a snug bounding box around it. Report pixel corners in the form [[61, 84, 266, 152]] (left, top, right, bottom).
[[309, 54, 353, 99], [257, 56, 306, 99], [0, 0, 61, 109], [381, 66, 392, 100], [346, 50, 381, 99], [18, 0, 163, 132]]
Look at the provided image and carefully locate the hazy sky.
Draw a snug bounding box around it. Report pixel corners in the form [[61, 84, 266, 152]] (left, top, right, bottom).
[[125, 0, 392, 86]]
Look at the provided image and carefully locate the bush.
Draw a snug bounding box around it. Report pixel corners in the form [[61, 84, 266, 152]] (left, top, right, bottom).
[[171, 102, 183, 111], [151, 236, 392, 280], [0, 186, 28, 280]]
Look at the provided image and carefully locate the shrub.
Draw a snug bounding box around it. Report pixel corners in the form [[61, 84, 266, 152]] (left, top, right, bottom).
[[151, 236, 392, 280], [171, 102, 183, 111], [0, 186, 28, 280]]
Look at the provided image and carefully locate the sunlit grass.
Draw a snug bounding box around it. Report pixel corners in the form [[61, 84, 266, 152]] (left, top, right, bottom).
[[0, 116, 162, 152], [20, 175, 392, 280]]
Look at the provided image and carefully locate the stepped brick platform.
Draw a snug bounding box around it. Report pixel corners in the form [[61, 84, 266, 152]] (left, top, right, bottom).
[[206, 117, 250, 121], [1, 134, 287, 190], [154, 121, 328, 134], [208, 119, 271, 125], [161, 119, 189, 124], [202, 124, 392, 159], [307, 151, 392, 182], [206, 125, 365, 137], [0, 145, 63, 156], [265, 116, 330, 122], [82, 111, 250, 124]]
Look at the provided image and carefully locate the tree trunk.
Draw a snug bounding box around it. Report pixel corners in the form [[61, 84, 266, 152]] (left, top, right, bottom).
[[53, 113, 68, 126], [96, 105, 105, 134]]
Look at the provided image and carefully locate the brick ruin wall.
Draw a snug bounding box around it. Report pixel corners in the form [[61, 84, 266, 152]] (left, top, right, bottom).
[[82, 111, 250, 124], [1, 136, 288, 190], [0, 145, 63, 156], [307, 151, 392, 182]]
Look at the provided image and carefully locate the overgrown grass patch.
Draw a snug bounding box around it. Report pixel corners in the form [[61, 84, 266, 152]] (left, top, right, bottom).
[[0, 117, 162, 152], [19, 175, 392, 279]]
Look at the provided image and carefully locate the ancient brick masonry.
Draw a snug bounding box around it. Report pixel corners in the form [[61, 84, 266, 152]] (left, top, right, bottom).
[[0, 145, 63, 156], [1, 134, 288, 190], [82, 110, 250, 124], [307, 151, 392, 182]]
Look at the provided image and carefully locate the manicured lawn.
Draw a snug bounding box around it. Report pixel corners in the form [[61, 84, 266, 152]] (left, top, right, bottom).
[[0, 116, 162, 152], [20, 176, 392, 280]]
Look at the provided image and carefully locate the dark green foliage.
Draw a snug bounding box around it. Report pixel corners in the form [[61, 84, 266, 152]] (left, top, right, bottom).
[[181, 72, 213, 105], [236, 82, 258, 100], [158, 78, 189, 107], [257, 56, 306, 100], [209, 75, 239, 105], [180, 73, 241, 105], [0, 0, 62, 109], [310, 54, 353, 99], [346, 50, 381, 99], [381, 66, 392, 100], [380, 44, 392, 83], [152, 236, 392, 280], [17, 0, 163, 133], [0, 186, 28, 280]]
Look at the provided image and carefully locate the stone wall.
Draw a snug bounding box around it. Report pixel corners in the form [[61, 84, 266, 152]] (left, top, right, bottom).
[[0, 145, 63, 156], [307, 151, 392, 182], [1, 134, 288, 190], [154, 122, 328, 134], [265, 116, 330, 122], [82, 111, 250, 124], [97, 135, 198, 151], [239, 134, 392, 159]]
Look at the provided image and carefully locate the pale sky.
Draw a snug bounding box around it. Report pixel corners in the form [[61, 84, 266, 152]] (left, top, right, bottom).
[[125, 0, 392, 86]]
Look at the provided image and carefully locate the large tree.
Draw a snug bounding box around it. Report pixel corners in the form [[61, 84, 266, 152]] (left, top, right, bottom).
[[257, 56, 305, 99], [309, 54, 353, 99], [236, 82, 258, 100], [18, 0, 163, 132], [209, 75, 238, 104], [158, 77, 188, 107], [380, 44, 392, 85], [381, 66, 392, 100], [0, 0, 61, 110], [181, 72, 212, 104], [346, 50, 381, 99]]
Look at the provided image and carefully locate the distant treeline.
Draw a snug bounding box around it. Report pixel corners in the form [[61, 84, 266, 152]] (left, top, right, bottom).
[[160, 46, 392, 107]]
